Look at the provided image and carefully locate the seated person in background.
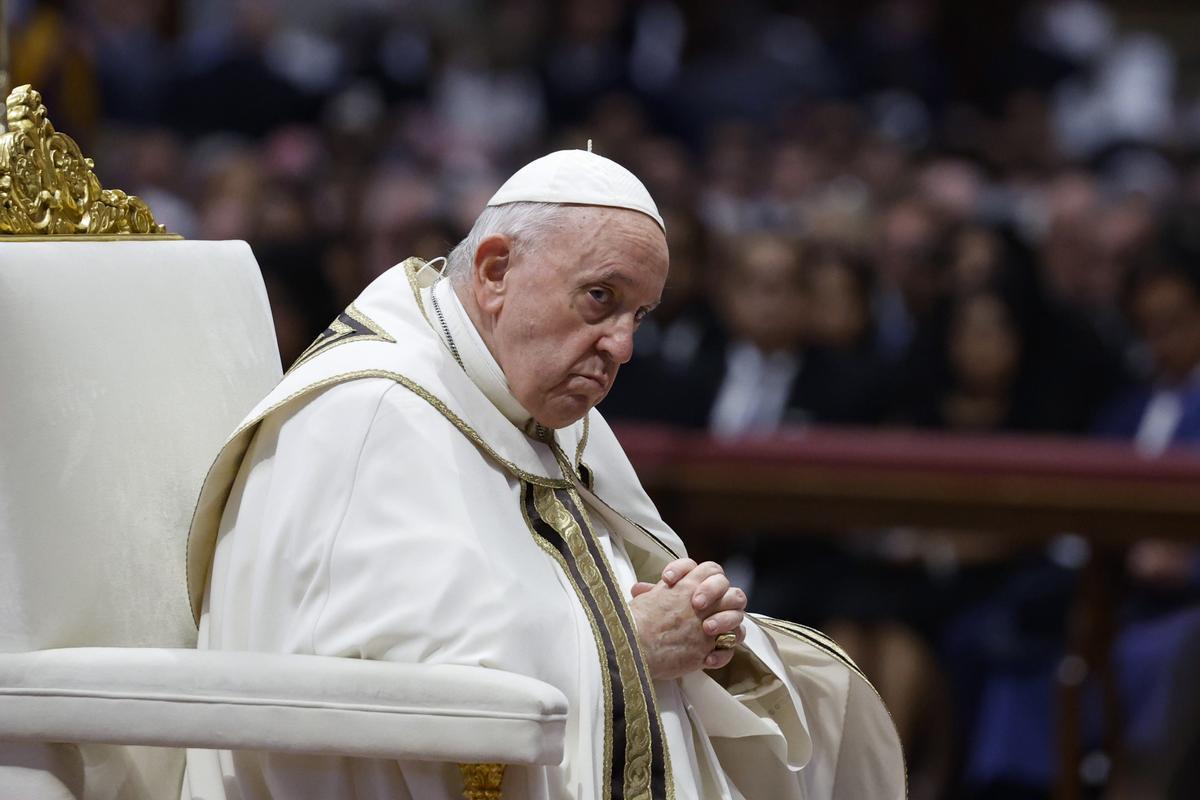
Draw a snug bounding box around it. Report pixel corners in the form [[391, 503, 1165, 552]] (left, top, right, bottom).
[[183, 150, 904, 799], [1091, 247, 1200, 798], [954, 245, 1200, 798], [1097, 248, 1200, 450], [599, 207, 724, 424], [666, 233, 887, 436]]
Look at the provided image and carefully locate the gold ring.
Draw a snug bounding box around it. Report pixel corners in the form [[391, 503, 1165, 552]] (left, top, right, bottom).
[[714, 632, 738, 650]]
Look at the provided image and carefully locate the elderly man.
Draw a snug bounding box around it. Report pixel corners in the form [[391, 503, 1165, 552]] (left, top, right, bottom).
[[184, 151, 903, 799]]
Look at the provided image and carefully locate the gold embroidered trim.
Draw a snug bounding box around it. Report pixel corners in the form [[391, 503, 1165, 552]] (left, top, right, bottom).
[[575, 414, 590, 468], [752, 613, 909, 796], [524, 481, 673, 800], [288, 304, 396, 373], [752, 614, 870, 683], [563, 485, 673, 799], [247, 370, 569, 486], [402, 256, 433, 323], [186, 367, 569, 624], [549, 441, 681, 562], [519, 491, 616, 799]]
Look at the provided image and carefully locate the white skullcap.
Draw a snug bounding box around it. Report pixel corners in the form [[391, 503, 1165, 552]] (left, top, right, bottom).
[[487, 149, 665, 231]]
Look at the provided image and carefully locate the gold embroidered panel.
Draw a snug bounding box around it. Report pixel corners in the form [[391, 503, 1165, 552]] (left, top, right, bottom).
[[520, 481, 673, 800], [288, 304, 396, 372]]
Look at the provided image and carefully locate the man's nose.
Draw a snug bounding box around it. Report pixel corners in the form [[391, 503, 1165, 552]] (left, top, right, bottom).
[[598, 317, 636, 365]]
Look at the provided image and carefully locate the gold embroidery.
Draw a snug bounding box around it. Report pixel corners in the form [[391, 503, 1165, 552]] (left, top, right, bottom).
[[528, 484, 673, 800], [289, 304, 396, 373], [520, 494, 615, 800], [549, 441, 680, 561], [402, 256, 433, 323], [752, 614, 870, 683], [187, 368, 569, 624], [575, 414, 590, 469], [751, 614, 910, 798]]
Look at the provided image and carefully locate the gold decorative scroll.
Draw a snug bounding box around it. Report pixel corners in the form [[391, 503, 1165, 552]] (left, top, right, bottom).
[[0, 84, 167, 235], [459, 763, 506, 800]]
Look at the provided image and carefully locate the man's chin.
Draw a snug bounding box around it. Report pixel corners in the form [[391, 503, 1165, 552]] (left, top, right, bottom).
[[534, 393, 602, 430]]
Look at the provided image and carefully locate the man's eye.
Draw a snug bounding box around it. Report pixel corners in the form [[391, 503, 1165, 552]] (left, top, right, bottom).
[[589, 288, 612, 305]]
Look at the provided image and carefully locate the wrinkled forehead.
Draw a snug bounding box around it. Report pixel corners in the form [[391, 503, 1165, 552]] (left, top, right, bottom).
[[552, 206, 669, 284]]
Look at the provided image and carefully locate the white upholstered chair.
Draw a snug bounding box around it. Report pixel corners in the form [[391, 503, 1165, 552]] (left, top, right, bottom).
[[0, 240, 566, 799]]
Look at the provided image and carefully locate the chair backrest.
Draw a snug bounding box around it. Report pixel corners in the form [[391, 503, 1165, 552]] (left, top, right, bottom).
[[0, 240, 282, 800], [0, 240, 281, 650]]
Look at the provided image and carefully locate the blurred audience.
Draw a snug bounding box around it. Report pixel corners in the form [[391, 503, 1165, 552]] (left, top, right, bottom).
[[29, 0, 1200, 796]]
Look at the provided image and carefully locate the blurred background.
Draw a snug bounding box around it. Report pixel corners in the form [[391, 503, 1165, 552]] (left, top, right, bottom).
[[15, 0, 1200, 797]]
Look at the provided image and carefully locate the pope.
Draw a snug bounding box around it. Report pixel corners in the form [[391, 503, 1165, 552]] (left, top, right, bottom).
[[183, 150, 905, 799]]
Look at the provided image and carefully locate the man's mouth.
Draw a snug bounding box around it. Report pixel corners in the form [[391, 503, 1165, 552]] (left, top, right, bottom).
[[572, 373, 608, 392]]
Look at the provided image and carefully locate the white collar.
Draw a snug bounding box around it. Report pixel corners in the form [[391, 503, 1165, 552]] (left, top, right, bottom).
[[430, 277, 535, 430]]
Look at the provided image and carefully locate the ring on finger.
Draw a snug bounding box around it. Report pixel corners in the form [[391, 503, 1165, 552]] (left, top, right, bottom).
[[714, 632, 738, 650]]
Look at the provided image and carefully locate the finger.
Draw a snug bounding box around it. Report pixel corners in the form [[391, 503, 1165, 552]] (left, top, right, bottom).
[[702, 609, 745, 636], [691, 572, 730, 610], [710, 585, 748, 612], [631, 582, 655, 598], [661, 558, 696, 586], [704, 648, 736, 670], [679, 560, 725, 591]]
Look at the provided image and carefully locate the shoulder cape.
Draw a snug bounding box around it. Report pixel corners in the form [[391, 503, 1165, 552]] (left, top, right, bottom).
[[185, 258, 683, 624]]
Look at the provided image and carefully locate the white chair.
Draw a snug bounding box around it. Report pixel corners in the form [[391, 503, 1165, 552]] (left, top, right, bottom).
[[0, 240, 566, 799]]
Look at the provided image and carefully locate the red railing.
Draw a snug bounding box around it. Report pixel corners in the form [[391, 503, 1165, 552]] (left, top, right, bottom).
[[613, 424, 1200, 542], [611, 424, 1200, 800]]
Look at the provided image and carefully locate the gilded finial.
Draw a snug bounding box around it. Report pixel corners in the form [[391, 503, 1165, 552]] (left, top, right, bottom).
[[458, 763, 506, 800], [0, 84, 169, 236]]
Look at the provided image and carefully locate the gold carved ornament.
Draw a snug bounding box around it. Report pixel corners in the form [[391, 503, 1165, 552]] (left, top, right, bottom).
[[459, 763, 506, 800], [0, 84, 169, 236]]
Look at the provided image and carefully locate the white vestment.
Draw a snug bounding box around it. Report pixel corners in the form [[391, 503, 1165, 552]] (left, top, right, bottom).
[[182, 259, 904, 800]]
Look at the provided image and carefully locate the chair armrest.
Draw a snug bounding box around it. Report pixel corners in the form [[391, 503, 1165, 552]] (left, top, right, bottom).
[[0, 648, 567, 765]]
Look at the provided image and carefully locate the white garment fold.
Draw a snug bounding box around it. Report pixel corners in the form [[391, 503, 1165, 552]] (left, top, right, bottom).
[[182, 259, 905, 800]]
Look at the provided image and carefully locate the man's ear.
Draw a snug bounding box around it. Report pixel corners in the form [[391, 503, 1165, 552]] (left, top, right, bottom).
[[472, 234, 513, 315]]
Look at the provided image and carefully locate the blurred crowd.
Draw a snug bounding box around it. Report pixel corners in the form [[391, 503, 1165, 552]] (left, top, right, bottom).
[[19, 0, 1200, 797]]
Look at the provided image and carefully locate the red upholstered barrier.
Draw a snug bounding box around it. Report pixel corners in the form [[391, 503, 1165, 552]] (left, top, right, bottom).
[[611, 424, 1200, 541]]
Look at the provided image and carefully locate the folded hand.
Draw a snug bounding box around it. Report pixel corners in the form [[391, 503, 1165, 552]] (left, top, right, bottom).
[[628, 558, 747, 680]]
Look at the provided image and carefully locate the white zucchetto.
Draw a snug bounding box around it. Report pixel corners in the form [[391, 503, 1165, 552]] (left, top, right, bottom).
[[486, 149, 665, 231]]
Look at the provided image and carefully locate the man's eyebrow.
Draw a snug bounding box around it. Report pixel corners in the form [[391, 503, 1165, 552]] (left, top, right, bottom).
[[589, 268, 633, 285]]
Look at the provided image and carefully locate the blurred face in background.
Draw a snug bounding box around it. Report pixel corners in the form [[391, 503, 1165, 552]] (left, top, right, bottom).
[[656, 209, 704, 319], [1132, 275, 1200, 384], [806, 257, 871, 350], [949, 293, 1021, 395], [945, 225, 1002, 295], [721, 235, 807, 353], [876, 198, 941, 317]]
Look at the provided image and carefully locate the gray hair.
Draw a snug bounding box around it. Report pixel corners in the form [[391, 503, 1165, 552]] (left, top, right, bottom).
[[445, 202, 573, 284]]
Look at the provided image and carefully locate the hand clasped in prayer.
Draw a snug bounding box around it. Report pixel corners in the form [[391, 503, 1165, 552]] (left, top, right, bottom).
[[629, 558, 748, 680]]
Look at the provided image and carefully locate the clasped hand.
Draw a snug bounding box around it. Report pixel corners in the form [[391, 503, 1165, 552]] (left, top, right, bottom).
[[628, 558, 748, 680]]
